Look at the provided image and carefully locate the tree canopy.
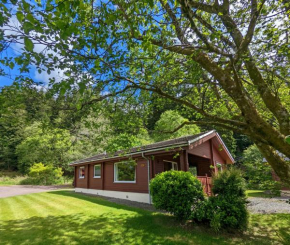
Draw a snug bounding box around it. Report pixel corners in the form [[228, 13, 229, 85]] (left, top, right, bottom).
[[0, 0, 290, 183]]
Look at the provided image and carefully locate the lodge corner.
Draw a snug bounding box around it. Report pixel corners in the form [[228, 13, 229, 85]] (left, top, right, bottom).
[[70, 130, 234, 204]]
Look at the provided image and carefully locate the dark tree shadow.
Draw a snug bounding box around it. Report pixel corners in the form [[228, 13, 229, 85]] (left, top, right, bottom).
[[1, 190, 288, 245]]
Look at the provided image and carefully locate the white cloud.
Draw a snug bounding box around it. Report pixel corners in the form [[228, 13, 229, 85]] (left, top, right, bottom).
[[4, 15, 69, 86]]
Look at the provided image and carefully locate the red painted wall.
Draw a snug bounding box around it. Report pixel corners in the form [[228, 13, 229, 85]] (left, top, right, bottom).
[[75, 165, 88, 188], [88, 164, 103, 190], [75, 158, 149, 193], [103, 158, 149, 193], [213, 146, 226, 164]]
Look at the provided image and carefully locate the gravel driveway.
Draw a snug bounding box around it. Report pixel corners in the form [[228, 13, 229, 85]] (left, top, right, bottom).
[[247, 194, 290, 214], [83, 193, 290, 214], [0, 185, 71, 198]]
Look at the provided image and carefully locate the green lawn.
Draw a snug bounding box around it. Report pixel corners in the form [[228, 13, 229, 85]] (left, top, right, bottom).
[[0, 191, 289, 245], [246, 190, 273, 198]]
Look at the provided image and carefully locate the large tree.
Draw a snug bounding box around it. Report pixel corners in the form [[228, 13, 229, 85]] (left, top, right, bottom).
[[1, 0, 290, 183]]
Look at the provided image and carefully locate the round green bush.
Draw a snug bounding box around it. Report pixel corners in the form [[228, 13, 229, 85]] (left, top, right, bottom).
[[150, 170, 204, 220]]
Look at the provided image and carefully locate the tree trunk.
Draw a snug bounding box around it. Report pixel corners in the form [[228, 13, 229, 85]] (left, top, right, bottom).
[[256, 142, 290, 185]]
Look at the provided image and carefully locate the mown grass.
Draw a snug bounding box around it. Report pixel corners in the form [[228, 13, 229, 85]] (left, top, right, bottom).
[[0, 190, 289, 245], [246, 190, 273, 198]]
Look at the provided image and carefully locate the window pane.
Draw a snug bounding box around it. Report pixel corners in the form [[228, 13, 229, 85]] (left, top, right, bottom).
[[79, 167, 85, 178], [115, 162, 135, 181], [172, 163, 178, 170], [94, 165, 101, 177]]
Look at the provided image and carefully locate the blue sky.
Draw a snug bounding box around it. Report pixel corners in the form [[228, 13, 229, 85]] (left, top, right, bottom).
[[0, 79, 13, 87]]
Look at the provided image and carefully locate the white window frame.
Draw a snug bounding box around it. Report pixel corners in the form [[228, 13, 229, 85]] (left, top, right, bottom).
[[79, 166, 85, 179], [114, 161, 136, 183], [94, 164, 101, 178], [163, 160, 178, 170], [172, 162, 178, 170]]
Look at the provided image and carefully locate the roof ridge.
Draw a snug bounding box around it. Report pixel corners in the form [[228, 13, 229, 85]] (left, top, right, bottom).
[[70, 130, 215, 165], [130, 131, 210, 149]]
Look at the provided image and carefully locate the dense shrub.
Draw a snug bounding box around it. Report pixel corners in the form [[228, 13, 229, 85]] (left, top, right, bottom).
[[206, 196, 248, 232], [259, 180, 281, 197], [212, 168, 246, 198], [22, 163, 63, 185], [192, 168, 249, 232], [150, 170, 204, 220]]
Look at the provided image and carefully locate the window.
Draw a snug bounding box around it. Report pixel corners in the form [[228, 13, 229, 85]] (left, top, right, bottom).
[[164, 160, 178, 171], [114, 161, 136, 183], [79, 166, 85, 178], [94, 164, 101, 178]]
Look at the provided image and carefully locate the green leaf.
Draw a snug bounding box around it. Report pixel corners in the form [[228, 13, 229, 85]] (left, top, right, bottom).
[[79, 83, 86, 94], [9, 61, 15, 69], [23, 22, 34, 34], [60, 87, 66, 96], [76, 103, 82, 110], [24, 37, 34, 52], [16, 12, 24, 23], [286, 136, 290, 145], [22, 1, 30, 12], [26, 13, 35, 24]]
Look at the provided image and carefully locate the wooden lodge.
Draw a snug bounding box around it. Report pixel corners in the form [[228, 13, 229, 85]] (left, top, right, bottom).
[[70, 130, 234, 203]]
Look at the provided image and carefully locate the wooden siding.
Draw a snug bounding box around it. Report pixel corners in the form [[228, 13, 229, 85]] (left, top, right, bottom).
[[75, 165, 88, 188], [213, 146, 226, 164], [188, 140, 211, 159], [103, 158, 149, 193], [88, 164, 102, 190]]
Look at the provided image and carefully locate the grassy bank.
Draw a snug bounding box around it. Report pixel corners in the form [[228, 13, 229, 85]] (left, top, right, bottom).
[[0, 190, 289, 244], [0, 171, 27, 186], [0, 171, 72, 186]]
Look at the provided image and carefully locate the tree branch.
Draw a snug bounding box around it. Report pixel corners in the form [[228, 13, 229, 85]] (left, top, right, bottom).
[[115, 75, 247, 128], [159, 120, 245, 134], [183, 0, 217, 14]]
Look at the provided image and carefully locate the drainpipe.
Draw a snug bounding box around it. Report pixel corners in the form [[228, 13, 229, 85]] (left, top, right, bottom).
[[141, 152, 151, 204]]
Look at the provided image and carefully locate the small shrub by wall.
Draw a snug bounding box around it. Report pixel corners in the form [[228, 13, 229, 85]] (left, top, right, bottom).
[[21, 163, 63, 185], [150, 170, 204, 220]]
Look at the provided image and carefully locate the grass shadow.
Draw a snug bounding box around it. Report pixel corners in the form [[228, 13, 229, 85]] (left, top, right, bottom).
[[1, 190, 289, 245], [48, 190, 154, 214]]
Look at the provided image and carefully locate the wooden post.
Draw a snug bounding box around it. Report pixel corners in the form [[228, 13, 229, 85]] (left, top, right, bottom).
[[205, 174, 208, 195], [74, 166, 77, 187], [101, 162, 105, 190], [210, 139, 217, 174], [184, 150, 189, 171], [87, 164, 90, 189], [152, 158, 155, 178]]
